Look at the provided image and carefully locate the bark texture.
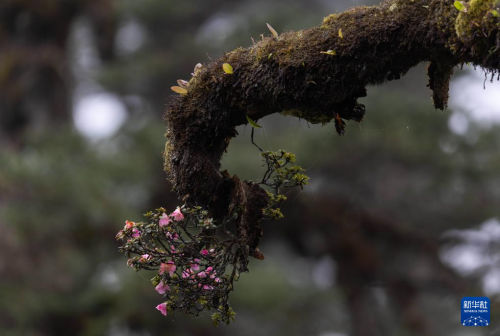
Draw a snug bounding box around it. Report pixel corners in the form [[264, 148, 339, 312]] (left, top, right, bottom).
[[164, 0, 500, 255]]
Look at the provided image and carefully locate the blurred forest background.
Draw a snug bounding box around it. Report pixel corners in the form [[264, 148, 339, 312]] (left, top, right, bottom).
[[1, 0, 500, 335]]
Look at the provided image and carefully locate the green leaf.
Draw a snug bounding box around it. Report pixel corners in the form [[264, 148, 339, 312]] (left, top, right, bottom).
[[246, 115, 262, 128], [320, 50, 336, 55], [222, 63, 233, 74], [171, 86, 187, 95], [266, 23, 278, 38], [492, 9, 500, 17], [454, 1, 464, 11]]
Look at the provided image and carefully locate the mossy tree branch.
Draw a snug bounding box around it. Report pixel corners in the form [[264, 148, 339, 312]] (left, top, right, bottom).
[[164, 0, 500, 257]]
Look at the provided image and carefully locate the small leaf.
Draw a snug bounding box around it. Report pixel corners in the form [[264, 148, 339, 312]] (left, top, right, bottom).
[[171, 86, 187, 95], [320, 50, 336, 55], [177, 79, 189, 88], [191, 63, 202, 76], [266, 23, 278, 38], [193, 63, 202, 73], [454, 1, 464, 11], [246, 115, 262, 128], [338, 28, 343, 39], [492, 9, 500, 17], [222, 63, 233, 74]]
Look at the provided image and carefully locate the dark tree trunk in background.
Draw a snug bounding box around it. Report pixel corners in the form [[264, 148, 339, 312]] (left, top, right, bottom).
[[0, 0, 116, 144]]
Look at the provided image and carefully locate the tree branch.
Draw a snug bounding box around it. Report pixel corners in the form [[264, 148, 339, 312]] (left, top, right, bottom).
[[164, 0, 500, 254]]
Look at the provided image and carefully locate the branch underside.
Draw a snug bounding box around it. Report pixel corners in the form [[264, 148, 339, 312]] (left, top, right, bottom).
[[164, 0, 500, 256]]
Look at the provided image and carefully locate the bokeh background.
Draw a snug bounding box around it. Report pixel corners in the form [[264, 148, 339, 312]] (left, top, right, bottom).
[[1, 0, 500, 335]]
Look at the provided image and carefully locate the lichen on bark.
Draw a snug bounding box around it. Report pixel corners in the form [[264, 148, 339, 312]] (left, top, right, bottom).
[[164, 0, 500, 258]]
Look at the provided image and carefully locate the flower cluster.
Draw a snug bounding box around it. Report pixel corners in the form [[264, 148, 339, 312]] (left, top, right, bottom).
[[116, 206, 240, 325], [117, 150, 309, 325]]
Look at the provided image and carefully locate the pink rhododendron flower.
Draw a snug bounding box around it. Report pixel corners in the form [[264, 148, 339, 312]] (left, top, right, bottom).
[[198, 284, 213, 290], [205, 266, 217, 278], [140, 254, 150, 262], [201, 249, 209, 256], [159, 213, 171, 227], [182, 269, 194, 278], [191, 263, 200, 271], [155, 282, 170, 294], [131, 228, 141, 238], [115, 230, 124, 239], [214, 277, 221, 283], [166, 232, 180, 240], [156, 303, 168, 316], [159, 261, 176, 276], [197, 271, 207, 278], [124, 220, 134, 229], [171, 207, 184, 221]]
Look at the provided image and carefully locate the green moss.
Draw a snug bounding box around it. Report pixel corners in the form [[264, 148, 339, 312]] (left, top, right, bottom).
[[163, 138, 174, 175], [164, 0, 499, 213], [322, 13, 339, 27], [455, 0, 498, 38]]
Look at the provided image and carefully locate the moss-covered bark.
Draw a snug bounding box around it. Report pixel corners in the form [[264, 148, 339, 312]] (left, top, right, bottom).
[[164, 0, 500, 256]]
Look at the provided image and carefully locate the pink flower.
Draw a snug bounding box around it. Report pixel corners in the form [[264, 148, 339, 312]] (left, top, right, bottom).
[[166, 232, 180, 240], [171, 207, 184, 221], [214, 277, 221, 283], [127, 259, 134, 267], [131, 228, 141, 238], [191, 263, 200, 271], [205, 266, 217, 278], [156, 303, 168, 316], [140, 254, 150, 262], [201, 249, 209, 256], [182, 269, 194, 278], [155, 282, 170, 294], [124, 220, 135, 229], [197, 271, 207, 278], [198, 284, 214, 289], [159, 261, 176, 277], [115, 230, 124, 240], [159, 213, 171, 227]]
